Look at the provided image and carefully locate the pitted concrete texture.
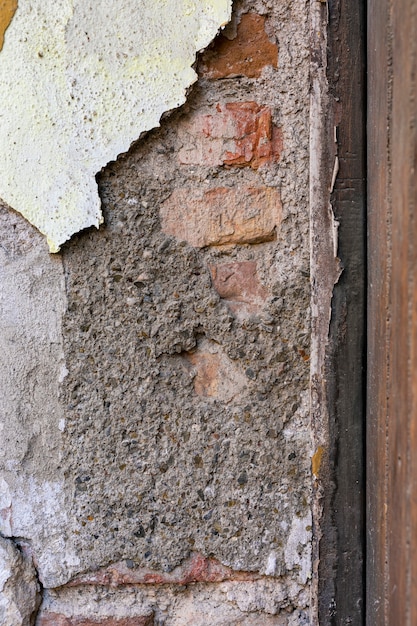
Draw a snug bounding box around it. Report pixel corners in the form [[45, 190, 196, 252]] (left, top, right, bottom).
[[0, 536, 41, 626], [0, 0, 231, 251], [59, 0, 311, 593], [61, 179, 311, 578], [0, 0, 312, 618]]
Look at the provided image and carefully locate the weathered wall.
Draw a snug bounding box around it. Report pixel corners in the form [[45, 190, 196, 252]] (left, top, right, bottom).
[[0, 0, 325, 624]]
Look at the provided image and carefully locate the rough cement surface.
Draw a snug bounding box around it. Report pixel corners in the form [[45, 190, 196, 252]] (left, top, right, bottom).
[[0, 0, 312, 620], [59, 0, 311, 592], [39, 581, 310, 625], [0, 536, 41, 625]]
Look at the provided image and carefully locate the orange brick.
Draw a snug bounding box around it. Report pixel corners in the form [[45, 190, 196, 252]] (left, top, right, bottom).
[[185, 341, 247, 401], [209, 261, 268, 316], [186, 351, 222, 398], [199, 13, 278, 79], [178, 102, 282, 169], [37, 615, 71, 626], [160, 186, 281, 248]]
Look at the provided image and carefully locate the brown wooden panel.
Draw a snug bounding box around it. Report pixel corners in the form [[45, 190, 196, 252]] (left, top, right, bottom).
[[368, 0, 417, 622], [367, 0, 390, 620], [410, 107, 417, 622], [388, 1, 413, 621]]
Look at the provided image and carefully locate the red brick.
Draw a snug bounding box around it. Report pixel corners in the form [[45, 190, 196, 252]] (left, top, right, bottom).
[[185, 350, 222, 398], [209, 261, 268, 316], [37, 615, 153, 626], [68, 553, 258, 587], [160, 186, 281, 248], [37, 614, 71, 626], [199, 13, 278, 79], [184, 342, 247, 401], [178, 102, 282, 169]]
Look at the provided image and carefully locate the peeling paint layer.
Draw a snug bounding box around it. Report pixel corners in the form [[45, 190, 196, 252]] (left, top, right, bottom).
[[311, 446, 324, 477], [0, 0, 231, 252], [0, 0, 17, 51]]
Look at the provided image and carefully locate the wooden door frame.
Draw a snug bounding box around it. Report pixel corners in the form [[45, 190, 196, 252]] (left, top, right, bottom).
[[327, 0, 367, 622], [367, 0, 417, 623], [319, 0, 417, 622], [315, 0, 367, 623]]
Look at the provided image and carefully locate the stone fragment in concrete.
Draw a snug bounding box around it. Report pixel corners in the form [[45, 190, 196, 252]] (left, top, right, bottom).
[[209, 260, 268, 316], [0, 536, 40, 626], [178, 102, 282, 169], [184, 340, 248, 400], [0, 478, 12, 536], [284, 513, 312, 585], [0, 0, 231, 252], [160, 186, 281, 248], [199, 13, 278, 79]]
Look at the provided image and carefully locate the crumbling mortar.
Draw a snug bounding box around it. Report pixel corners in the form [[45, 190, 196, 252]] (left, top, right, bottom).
[[38, 575, 310, 624], [0, 533, 43, 626]]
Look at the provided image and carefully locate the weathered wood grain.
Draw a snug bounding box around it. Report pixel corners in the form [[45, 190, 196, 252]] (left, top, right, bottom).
[[367, 0, 417, 622]]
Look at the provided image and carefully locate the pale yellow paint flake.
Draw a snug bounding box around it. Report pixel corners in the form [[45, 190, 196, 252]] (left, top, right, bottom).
[[0, 0, 231, 252]]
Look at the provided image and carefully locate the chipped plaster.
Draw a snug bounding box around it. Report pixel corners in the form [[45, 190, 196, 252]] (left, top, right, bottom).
[[0, 0, 231, 252]]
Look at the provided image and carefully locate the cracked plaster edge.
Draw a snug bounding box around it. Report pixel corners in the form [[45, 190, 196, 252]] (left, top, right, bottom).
[[48, 0, 233, 254], [0, 1, 232, 254], [309, 0, 342, 622]]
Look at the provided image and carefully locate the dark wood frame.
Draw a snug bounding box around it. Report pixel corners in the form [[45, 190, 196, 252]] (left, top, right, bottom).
[[314, 0, 417, 620], [319, 0, 367, 623]]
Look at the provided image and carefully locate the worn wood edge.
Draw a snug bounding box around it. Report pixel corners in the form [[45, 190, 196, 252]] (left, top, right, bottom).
[[309, 0, 342, 622], [310, 0, 367, 623]]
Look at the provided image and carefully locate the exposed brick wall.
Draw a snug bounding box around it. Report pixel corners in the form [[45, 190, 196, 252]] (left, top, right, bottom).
[[29, 2, 312, 625], [160, 186, 281, 248], [177, 102, 282, 169], [199, 12, 278, 79]]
